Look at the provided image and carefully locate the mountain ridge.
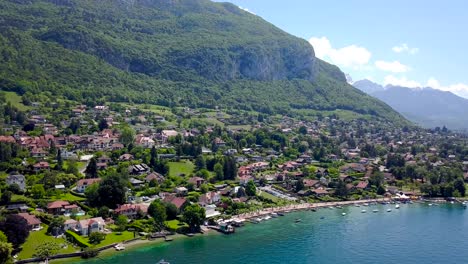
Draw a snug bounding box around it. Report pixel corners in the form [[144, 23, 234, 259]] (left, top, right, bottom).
[[354, 79, 468, 130], [0, 0, 405, 123]]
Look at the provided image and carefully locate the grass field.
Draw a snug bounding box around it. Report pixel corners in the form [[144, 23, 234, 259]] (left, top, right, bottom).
[[258, 190, 280, 202], [51, 192, 86, 202], [95, 231, 135, 247], [18, 225, 77, 260], [165, 220, 188, 230], [3, 91, 29, 111], [168, 161, 195, 177]]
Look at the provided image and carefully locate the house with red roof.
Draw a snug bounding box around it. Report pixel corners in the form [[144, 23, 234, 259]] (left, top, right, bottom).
[[163, 195, 188, 211], [17, 213, 42, 230], [47, 200, 70, 215], [114, 204, 149, 219]]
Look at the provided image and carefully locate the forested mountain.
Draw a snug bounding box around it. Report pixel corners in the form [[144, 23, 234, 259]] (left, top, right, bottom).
[[354, 79, 468, 130], [0, 0, 404, 122]]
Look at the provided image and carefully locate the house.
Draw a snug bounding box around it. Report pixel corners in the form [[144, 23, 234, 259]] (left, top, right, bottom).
[[64, 219, 78, 231], [238, 175, 253, 186], [163, 195, 188, 211], [175, 187, 188, 196], [33, 161, 50, 172], [6, 203, 29, 212], [356, 181, 369, 190], [114, 204, 149, 219], [119, 154, 134, 161], [47, 201, 71, 215], [6, 172, 26, 191], [129, 178, 144, 187], [188, 177, 205, 188], [312, 188, 329, 196], [77, 217, 105, 235], [145, 172, 165, 183], [303, 179, 321, 189], [17, 213, 42, 230], [129, 164, 150, 175], [199, 191, 221, 205], [97, 155, 112, 164], [76, 178, 101, 193], [213, 138, 226, 148]]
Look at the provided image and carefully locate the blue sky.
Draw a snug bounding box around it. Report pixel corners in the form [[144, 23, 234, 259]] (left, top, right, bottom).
[[217, 0, 468, 98]]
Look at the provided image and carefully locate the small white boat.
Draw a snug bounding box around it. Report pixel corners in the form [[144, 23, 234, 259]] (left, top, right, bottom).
[[114, 244, 125, 251], [395, 204, 400, 209], [342, 212, 346, 216], [361, 209, 366, 213], [157, 260, 170, 264], [372, 209, 379, 213], [355, 204, 361, 207], [336, 206, 343, 209], [387, 209, 392, 212], [428, 203, 433, 206], [363, 203, 369, 207], [263, 215, 272, 220], [450, 201, 455, 204]]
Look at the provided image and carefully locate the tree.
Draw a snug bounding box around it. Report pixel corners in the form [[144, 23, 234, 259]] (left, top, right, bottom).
[[164, 202, 178, 220], [119, 127, 135, 146], [0, 215, 29, 248], [98, 119, 109, 131], [0, 241, 12, 264], [85, 157, 98, 178], [56, 149, 63, 170], [377, 185, 386, 195], [183, 204, 205, 233], [0, 191, 11, 205], [335, 180, 348, 198], [85, 183, 100, 207], [148, 200, 167, 230], [31, 184, 45, 199], [47, 217, 65, 236], [195, 155, 206, 171], [115, 215, 128, 232], [454, 178, 466, 197], [34, 242, 60, 260], [295, 179, 304, 192], [214, 163, 224, 181], [298, 126, 307, 135], [223, 156, 237, 180], [97, 173, 127, 209], [246, 180, 257, 196], [98, 206, 110, 218], [88, 232, 106, 245]]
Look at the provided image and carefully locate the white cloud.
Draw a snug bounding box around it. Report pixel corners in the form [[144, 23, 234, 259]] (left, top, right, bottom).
[[375, 60, 411, 73], [238, 6, 255, 15], [308, 36, 372, 68], [383, 75, 422, 88], [392, 43, 419, 55]]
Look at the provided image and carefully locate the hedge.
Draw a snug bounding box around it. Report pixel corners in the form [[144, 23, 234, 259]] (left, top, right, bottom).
[[65, 230, 91, 248]]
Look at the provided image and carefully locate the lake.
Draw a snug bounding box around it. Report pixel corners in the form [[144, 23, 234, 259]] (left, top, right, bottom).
[[75, 202, 468, 264]]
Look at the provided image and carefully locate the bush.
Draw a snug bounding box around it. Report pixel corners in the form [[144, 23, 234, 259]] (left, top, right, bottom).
[[65, 230, 91, 248], [81, 248, 99, 259]]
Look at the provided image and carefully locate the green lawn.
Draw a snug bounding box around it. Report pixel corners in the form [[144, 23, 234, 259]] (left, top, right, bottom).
[[258, 190, 280, 202], [165, 220, 188, 230], [168, 161, 195, 177], [52, 192, 86, 202], [18, 225, 77, 260], [3, 91, 30, 111], [95, 231, 135, 247]]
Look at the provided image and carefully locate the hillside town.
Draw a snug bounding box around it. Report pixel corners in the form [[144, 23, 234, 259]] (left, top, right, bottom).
[[0, 93, 468, 261]]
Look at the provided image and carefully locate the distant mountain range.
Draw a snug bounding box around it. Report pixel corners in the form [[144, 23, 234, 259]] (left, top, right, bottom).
[[353, 79, 468, 130]]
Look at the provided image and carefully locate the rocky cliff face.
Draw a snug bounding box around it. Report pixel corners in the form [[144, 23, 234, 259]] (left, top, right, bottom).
[[32, 0, 317, 82]]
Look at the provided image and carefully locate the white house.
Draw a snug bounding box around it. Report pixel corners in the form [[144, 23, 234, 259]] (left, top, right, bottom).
[[76, 178, 101, 193], [77, 217, 105, 235], [7, 173, 26, 191]]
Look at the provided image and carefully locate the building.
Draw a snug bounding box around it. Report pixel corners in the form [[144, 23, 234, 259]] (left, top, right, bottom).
[[114, 204, 149, 219], [6, 172, 26, 191], [77, 217, 106, 235], [76, 178, 102, 193], [17, 213, 42, 230]]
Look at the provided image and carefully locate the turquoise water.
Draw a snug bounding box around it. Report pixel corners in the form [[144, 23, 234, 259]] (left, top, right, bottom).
[[77, 203, 468, 264]]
